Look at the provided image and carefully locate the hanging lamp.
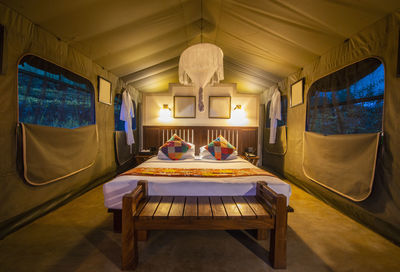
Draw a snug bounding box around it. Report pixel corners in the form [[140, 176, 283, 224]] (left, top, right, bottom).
[[178, 0, 224, 112]]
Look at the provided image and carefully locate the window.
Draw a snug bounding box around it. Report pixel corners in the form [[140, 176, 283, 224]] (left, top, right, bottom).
[[307, 58, 384, 135], [114, 94, 136, 131], [18, 55, 95, 128], [266, 96, 287, 128]]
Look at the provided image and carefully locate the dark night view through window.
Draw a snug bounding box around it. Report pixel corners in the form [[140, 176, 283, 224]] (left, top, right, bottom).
[[307, 58, 384, 135], [18, 55, 95, 129]]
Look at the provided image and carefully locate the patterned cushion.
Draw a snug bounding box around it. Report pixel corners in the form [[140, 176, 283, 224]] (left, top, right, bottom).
[[205, 135, 236, 160], [160, 134, 192, 160], [168, 134, 184, 141]]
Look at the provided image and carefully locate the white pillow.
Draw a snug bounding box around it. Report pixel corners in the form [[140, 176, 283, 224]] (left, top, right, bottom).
[[199, 145, 238, 160], [157, 142, 195, 160]]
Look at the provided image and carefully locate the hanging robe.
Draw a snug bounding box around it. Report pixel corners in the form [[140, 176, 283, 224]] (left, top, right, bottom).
[[120, 90, 135, 150], [269, 87, 281, 144]]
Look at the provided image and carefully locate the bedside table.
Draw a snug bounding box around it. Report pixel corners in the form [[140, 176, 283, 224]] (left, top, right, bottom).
[[241, 154, 260, 166], [135, 154, 154, 165]]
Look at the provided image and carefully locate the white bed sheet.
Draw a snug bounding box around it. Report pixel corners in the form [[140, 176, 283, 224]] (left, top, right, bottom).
[[103, 157, 291, 209]]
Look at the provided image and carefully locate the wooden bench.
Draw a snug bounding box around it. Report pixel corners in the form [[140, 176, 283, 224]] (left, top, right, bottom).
[[122, 180, 288, 270]]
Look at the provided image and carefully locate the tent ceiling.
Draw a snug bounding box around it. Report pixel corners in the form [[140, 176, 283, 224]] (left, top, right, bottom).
[[2, 0, 399, 93]]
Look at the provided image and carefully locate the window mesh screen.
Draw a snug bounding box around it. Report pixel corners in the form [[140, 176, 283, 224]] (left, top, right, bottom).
[[266, 96, 287, 128], [114, 94, 136, 131], [18, 55, 95, 128], [307, 58, 384, 135]]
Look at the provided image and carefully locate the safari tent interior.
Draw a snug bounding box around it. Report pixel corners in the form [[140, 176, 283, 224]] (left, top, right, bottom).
[[1, 0, 400, 271]]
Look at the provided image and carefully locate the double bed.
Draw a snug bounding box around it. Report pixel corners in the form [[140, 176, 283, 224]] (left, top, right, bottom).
[[103, 128, 292, 269], [103, 156, 291, 210]]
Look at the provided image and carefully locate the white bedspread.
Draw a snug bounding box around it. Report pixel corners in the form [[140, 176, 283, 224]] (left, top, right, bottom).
[[103, 157, 291, 209]]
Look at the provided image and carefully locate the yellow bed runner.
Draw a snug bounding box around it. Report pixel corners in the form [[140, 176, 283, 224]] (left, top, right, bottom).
[[121, 167, 276, 178]]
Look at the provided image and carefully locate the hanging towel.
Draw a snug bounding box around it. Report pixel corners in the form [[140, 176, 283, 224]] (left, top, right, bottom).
[[269, 87, 281, 144], [120, 90, 135, 151]]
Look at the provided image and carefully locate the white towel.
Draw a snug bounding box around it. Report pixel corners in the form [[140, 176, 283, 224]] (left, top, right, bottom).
[[120, 90, 135, 150], [269, 87, 281, 144]]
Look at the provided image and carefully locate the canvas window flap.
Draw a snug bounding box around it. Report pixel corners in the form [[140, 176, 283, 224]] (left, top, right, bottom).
[[21, 123, 98, 185], [115, 131, 134, 166], [302, 131, 380, 201], [264, 126, 287, 155]]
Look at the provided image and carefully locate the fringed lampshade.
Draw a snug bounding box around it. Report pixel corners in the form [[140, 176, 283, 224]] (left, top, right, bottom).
[[179, 43, 224, 112]]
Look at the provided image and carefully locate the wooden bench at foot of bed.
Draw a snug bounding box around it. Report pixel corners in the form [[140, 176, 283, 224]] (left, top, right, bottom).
[[122, 180, 288, 270]]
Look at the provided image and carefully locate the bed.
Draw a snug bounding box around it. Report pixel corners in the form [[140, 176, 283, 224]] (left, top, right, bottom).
[[103, 156, 291, 211], [102, 128, 292, 269]]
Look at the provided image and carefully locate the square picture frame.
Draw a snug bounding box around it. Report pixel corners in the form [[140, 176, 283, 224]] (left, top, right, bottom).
[[290, 78, 304, 107], [174, 96, 196, 118], [98, 76, 112, 105], [209, 96, 231, 119]]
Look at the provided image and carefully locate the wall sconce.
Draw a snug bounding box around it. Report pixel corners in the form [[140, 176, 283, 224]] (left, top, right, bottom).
[[233, 104, 242, 110], [229, 104, 248, 125], [159, 104, 172, 122]]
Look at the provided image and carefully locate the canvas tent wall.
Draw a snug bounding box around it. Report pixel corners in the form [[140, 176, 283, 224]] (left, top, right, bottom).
[[262, 12, 400, 244], [0, 4, 140, 238]]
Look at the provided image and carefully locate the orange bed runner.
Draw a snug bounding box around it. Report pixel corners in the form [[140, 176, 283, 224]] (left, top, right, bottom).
[[121, 167, 276, 178]]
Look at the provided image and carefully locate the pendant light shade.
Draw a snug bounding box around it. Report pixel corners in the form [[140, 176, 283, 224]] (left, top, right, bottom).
[[179, 43, 224, 112]]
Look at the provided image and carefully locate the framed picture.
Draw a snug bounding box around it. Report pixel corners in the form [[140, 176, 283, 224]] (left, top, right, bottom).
[[209, 96, 231, 119], [98, 76, 112, 105], [290, 78, 304, 107], [174, 96, 196, 118]]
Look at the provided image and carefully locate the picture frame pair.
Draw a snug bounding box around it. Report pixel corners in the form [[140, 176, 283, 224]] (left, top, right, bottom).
[[173, 96, 231, 119]]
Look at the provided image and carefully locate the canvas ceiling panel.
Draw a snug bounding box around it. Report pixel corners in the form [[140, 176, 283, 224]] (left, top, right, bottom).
[[1, 0, 183, 42], [218, 9, 318, 69], [96, 27, 191, 72], [223, 1, 344, 55], [123, 57, 179, 84], [282, 0, 400, 37], [130, 68, 179, 93], [111, 42, 188, 78], [72, 5, 194, 61], [202, 0, 223, 43], [216, 31, 297, 78]]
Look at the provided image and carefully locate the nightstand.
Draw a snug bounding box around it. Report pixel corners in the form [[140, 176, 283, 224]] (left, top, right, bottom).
[[241, 154, 260, 166]]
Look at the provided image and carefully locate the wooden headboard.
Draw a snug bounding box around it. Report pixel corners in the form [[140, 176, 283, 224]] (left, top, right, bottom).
[[143, 126, 258, 155]]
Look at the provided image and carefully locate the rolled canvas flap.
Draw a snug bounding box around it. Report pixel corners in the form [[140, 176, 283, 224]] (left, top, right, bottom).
[[21, 123, 98, 185], [115, 131, 134, 165], [303, 131, 380, 201], [264, 126, 287, 155]]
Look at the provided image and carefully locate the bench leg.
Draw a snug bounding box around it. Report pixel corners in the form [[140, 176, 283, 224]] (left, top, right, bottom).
[[138, 230, 148, 241], [122, 212, 138, 270], [268, 200, 287, 268], [257, 229, 267, 240]]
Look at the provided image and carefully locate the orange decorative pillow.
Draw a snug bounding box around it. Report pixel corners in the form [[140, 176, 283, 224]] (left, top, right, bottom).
[[205, 135, 236, 160], [159, 134, 192, 160]]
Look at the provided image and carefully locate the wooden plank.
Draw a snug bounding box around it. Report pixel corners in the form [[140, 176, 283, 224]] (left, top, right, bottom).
[[221, 196, 241, 218], [244, 196, 270, 218], [169, 196, 185, 218], [183, 197, 197, 218], [233, 196, 256, 219], [198, 196, 212, 218], [154, 196, 173, 219], [210, 196, 227, 219], [138, 196, 162, 219], [135, 218, 274, 230]]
